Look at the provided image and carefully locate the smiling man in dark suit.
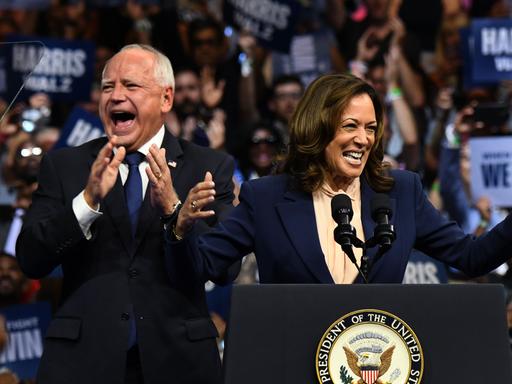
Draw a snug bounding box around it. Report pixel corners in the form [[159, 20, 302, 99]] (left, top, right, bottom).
[[16, 44, 234, 384]]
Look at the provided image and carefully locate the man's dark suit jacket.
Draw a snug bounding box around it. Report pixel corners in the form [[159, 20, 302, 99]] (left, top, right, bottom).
[[16, 131, 234, 384], [174, 170, 512, 284]]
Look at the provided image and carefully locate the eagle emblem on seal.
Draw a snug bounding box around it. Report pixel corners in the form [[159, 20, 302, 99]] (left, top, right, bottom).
[[343, 344, 395, 384]]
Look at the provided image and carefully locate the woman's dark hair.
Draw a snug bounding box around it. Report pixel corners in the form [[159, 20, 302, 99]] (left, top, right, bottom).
[[282, 73, 394, 193]]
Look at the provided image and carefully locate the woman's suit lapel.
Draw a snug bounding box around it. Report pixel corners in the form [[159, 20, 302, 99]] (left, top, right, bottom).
[[275, 185, 335, 283]]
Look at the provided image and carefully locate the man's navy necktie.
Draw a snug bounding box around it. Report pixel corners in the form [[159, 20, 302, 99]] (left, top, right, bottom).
[[124, 152, 144, 349], [124, 152, 145, 236]]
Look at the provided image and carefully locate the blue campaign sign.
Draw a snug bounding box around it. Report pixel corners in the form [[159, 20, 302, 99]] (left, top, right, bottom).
[[470, 19, 512, 84], [224, 0, 302, 53], [461, 27, 494, 89], [402, 250, 448, 284], [469, 136, 512, 207], [0, 302, 52, 380], [54, 106, 105, 149], [4, 36, 95, 102], [0, 42, 33, 103]]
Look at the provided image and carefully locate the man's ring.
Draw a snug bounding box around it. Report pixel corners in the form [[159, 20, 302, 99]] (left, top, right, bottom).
[[155, 172, 162, 179], [191, 200, 197, 210]]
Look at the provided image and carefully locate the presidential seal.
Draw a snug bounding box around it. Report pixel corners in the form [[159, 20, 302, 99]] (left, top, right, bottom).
[[315, 309, 423, 384]]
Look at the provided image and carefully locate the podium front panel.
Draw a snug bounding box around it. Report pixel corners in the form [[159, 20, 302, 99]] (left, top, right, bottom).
[[223, 284, 512, 383]]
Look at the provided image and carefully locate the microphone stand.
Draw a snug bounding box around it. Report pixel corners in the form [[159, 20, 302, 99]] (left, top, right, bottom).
[[347, 242, 368, 284], [360, 249, 369, 283], [337, 233, 392, 284], [334, 225, 368, 283]]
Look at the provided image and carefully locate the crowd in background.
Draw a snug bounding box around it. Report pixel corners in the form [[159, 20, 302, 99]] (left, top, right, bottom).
[[1, 0, 512, 381]]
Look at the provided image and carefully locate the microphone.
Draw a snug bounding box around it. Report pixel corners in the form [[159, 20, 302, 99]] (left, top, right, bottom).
[[331, 194, 367, 282], [331, 194, 356, 262], [369, 194, 396, 252]]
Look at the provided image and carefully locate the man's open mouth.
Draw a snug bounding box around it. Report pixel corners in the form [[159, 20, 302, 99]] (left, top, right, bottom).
[[111, 111, 135, 129]]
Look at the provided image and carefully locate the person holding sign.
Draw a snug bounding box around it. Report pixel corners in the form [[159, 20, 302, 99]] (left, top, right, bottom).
[[168, 73, 512, 286], [438, 97, 510, 281], [16, 44, 235, 384]]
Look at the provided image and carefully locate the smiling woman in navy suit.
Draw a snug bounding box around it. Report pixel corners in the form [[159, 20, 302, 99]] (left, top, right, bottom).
[[169, 73, 512, 285]]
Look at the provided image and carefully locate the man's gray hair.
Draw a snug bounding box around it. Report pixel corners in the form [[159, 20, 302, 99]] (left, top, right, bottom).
[[104, 44, 175, 90]]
